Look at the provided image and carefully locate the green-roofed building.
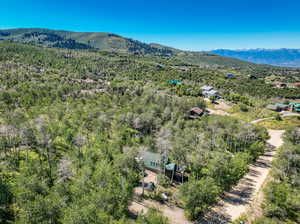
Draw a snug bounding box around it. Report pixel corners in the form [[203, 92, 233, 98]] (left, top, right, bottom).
[[168, 80, 183, 86], [290, 103, 300, 112], [140, 151, 170, 172], [141, 151, 162, 172]]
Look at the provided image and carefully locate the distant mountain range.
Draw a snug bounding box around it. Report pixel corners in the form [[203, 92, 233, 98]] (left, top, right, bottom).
[[0, 28, 255, 69], [210, 49, 300, 67], [2, 28, 300, 69]]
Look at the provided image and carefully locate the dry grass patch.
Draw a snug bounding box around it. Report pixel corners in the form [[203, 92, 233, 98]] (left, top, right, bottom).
[[258, 116, 300, 130]]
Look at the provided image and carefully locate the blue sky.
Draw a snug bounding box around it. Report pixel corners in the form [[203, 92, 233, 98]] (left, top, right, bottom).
[[1, 0, 300, 50]]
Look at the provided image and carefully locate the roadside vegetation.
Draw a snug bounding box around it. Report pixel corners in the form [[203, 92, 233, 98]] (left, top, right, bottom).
[[254, 128, 300, 224]]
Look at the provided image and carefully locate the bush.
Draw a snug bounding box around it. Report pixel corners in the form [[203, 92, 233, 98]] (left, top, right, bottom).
[[180, 177, 221, 220], [275, 114, 282, 121], [157, 174, 170, 188], [239, 103, 249, 112]]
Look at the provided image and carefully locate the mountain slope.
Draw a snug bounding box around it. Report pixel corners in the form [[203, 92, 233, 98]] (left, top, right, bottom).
[[1, 28, 299, 71], [0, 28, 174, 56], [210, 49, 300, 67]]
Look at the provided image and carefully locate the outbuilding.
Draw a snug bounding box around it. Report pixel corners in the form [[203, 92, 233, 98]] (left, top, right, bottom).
[[189, 107, 204, 119]]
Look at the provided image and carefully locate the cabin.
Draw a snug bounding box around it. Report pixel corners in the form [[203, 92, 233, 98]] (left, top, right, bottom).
[[225, 73, 235, 79], [189, 107, 204, 119], [139, 151, 186, 182]]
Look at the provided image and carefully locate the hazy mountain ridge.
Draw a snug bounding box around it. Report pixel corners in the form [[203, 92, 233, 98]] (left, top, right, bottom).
[[2, 28, 299, 71], [210, 48, 300, 67]]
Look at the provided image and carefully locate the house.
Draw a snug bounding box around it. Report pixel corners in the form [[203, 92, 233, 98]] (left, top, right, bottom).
[[203, 89, 219, 98], [189, 107, 204, 119], [289, 103, 300, 112], [249, 74, 258, 79], [168, 80, 183, 86], [141, 151, 162, 172], [201, 85, 214, 92], [266, 104, 289, 112], [275, 104, 289, 111], [266, 104, 278, 111], [225, 73, 235, 79], [273, 81, 288, 88]]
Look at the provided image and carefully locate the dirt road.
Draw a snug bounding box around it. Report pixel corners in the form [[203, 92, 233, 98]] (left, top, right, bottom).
[[129, 200, 192, 224], [129, 124, 285, 224], [199, 129, 285, 224]]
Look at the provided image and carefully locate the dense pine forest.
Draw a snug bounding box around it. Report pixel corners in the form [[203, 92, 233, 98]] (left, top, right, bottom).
[[0, 41, 299, 224]]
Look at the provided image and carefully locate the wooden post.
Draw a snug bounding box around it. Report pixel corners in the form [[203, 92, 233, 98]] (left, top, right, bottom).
[[171, 167, 175, 184], [141, 167, 145, 196]]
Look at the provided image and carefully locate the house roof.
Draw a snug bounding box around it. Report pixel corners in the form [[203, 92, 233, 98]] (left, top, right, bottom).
[[290, 103, 300, 107], [226, 73, 235, 78], [165, 163, 176, 171], [273, 81, 287, 85], [190, 107, 203, 115], [168, 80, 183, 85], [266, 104, 277, 110], [275, 103, 289, 108], [201, 85, 213, 91], [203, 90, 218, 96]]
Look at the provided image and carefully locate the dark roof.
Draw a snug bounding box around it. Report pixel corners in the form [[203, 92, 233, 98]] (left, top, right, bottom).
[[249, 74, 258, 79], [226, 73, 235, 78]]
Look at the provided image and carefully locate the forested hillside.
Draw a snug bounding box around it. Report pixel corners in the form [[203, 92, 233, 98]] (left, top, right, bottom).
[[2, 28, 300, 80], [0, 41, 299, 223]]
